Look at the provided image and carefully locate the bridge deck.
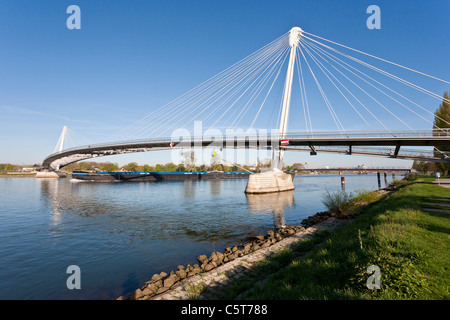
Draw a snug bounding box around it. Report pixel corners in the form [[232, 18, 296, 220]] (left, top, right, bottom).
[[42, 130, 450, 170]]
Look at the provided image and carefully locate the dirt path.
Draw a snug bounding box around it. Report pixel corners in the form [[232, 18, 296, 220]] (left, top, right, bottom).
[[433, 179, 450, 188]]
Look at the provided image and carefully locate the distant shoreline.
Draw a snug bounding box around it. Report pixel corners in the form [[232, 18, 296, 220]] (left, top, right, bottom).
[[0, 173, 37, 177]]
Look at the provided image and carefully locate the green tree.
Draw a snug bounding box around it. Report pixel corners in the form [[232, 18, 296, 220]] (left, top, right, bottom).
[[155, 164, 162, 172], [433, 92, 450, 175], [143, 164, 154, 172], [103, 162, 119, 172], [79, 162, 91, 170], [412, 160, 437, 174], [123, 162, 139, 172], [433, 92, 450, 130], [164, 163, 177, 172], [412, 160, 424, 173], [176, 163, 186, 172]]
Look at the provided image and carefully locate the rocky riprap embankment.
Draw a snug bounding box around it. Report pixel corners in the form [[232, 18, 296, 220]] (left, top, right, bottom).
[[300, 210, 362, 228]]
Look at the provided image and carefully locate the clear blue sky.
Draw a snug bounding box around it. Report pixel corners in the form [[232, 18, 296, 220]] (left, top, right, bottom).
[[1, 0, 449, 167]]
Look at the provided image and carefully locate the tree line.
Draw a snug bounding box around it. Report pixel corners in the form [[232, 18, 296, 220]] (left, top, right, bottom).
[[62, 155, 305, 173], [0, 163, 40, 172], [414, 91, 450, 175], [0, 164, 16, 171], [64, 160, 248, 173]]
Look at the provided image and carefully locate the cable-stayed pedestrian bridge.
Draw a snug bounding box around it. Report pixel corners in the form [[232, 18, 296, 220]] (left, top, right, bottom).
[[39, 26, 450, 189]]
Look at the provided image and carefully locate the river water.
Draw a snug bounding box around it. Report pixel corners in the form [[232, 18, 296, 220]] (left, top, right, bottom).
[[0, 173, 396, 299]]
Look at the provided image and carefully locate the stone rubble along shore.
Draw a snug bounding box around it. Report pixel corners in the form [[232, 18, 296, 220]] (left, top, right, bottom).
[[117, 207, 348, 301], [300, 210, 361, 228]]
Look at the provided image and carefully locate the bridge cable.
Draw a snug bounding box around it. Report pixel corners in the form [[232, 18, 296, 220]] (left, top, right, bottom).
[[111, 33, 289, 140], [205, 43, 289, 130], [249, 45, 290, 129], [107, 32, 289, 141], [153, 40, 289, 137], [300, 39, 390, 132], [298, 44, 345, 133], [141, 41, 284, 137], [223, 44, 290, 129], [301, 38, 414, 132], [295, 47, 313, 135], [302, 38, 450, 132], [144, 37, 288, 137], [226, 46, 290, 129], [300, 40, 371, 127], [303, 38, 450, 133], [303, 34, 450, 105], [302, 31, 450, 86]]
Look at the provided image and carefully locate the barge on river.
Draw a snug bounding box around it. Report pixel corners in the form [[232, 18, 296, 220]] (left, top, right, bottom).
[[71, 170, 252, 182]]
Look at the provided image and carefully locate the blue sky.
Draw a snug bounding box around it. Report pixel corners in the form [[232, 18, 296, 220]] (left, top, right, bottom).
[[0, 0, 449, 167]]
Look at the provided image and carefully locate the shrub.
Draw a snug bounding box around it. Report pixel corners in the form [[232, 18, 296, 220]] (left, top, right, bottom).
[[321, 189, 353, 217], [390, 179, 410, 188], [405, 174, 418, 181]]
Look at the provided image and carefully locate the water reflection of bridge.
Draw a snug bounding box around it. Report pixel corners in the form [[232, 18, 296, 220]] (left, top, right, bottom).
[[246, 190, 294, 228]]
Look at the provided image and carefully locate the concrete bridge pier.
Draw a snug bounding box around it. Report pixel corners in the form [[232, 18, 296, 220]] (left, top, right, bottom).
[[35, 170, 66, 178], [245, 168, 294, 194]]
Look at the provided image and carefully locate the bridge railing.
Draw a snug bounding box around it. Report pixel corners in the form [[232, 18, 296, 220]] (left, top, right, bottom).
[[46, 129, 450, 158], [287, 145, 450, 158], [285, 128, 450, 139]]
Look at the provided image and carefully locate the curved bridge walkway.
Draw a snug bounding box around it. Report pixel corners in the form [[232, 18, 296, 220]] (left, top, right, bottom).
[[42, 130, 450, 171]]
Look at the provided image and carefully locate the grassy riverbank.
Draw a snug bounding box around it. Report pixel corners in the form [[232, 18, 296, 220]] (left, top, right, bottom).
[[224, 178, 450, 300]]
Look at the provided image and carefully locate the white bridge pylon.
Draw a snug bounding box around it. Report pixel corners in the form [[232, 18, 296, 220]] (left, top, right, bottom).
[[53, 126, 68, 154], [273, 27, 303, 170]]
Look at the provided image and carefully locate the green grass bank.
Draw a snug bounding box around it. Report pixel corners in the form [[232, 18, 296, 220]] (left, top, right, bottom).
[[224, 178, 450, 300]]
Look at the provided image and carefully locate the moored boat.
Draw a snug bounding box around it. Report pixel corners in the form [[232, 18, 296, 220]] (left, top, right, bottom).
[[71, 170, 251, 182]]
